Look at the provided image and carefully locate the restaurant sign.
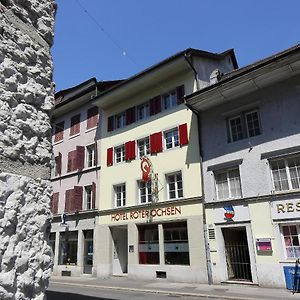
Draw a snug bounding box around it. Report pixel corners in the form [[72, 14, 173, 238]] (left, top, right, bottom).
[[271, 199, 300, 220], [111, 206, 181, 222]]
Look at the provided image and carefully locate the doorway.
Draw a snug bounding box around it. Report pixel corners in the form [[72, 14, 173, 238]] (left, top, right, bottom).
[[83, 230, 93, 274], [111, 226, 128, 275], [222, 227, 252, 282]]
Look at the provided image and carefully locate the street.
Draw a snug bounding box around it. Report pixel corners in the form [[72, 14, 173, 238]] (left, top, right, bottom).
[[47, 282, 221, 300]]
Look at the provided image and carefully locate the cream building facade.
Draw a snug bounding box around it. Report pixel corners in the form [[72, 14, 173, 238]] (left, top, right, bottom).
[[93, 48, 237, 282]]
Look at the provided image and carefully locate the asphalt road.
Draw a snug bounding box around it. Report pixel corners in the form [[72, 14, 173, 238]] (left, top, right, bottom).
[[47, 283, 222, 300]]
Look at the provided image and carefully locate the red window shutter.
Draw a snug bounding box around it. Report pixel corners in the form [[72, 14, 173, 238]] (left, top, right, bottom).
[[126, 107, 136, 125], [54, 121, 64, 142], [51, 192, 59, 214], [55, 152, 62, 175], [73, 186, 83, 212], [156, 132, 163, 153], [150, 98, 156, 116], [130, 140, 136, 160], [150, 133, 156, 154], [108, 116, 114, 132], [92, 182, 96, 209], [76, 146, 85, 171], [125, 141, 131, 161], [94, 142, 98, 165], [87, 106, 98, 129], [179, 123, 189, 146], [67, 151, 72, 172], [176, 85, 185, 104], [154, 96, 161, 114], [70, 114, 80, 136], [65, 189, 72, 213], [107, 147, 113, 166]]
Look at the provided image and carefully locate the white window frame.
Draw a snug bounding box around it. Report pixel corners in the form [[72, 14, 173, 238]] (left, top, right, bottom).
[[86, 144, 96, 168], [137, 137, 150, 158], [228, 115, 243, 142], [270, 155, 300, 192], [164, 127, 179, 150], [166, 171, 183, 200], [115, 112, 126, 129], [162, 90, 177, 110], [245, 110, 261, 138], [138, 180, 152, 204], [114, 184, 126, 207], [137, 102, 150, 121], [84, 185, 92, 210], [280, 224, 300, 259], [114, 145, 125, 163], [214, 168, 242, 200]]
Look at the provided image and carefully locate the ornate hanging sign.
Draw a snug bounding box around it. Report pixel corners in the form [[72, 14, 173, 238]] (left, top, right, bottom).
[[141, 156, 152, 182]]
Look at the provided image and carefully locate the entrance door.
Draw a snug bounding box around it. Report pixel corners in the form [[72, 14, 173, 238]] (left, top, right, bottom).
[[83, 230, 93, 274], [222, 227, 252, 282], [111, 226, 128, 275]]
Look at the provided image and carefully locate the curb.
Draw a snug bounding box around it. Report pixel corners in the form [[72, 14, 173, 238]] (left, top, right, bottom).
[[50, 281, 269, 300]]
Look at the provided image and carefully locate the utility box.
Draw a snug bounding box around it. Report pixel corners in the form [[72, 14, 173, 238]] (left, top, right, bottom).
[[283, 266, 300, 291]]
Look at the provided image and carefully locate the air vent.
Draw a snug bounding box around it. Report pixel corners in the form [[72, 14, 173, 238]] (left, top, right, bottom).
[[208, 228, 216, 240], [156, 271, 167, 279]]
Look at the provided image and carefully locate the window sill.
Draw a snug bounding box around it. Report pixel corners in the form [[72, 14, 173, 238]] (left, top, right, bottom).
[[50, 165, 100, 181], [272, 189, 300, 195], [85, 126, 97, 133], [69, 133, 80, 139], [53, 139, 63, 146]]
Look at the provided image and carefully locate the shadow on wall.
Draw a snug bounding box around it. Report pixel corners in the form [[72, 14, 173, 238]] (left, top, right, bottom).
[[47, 290, 117, 300]]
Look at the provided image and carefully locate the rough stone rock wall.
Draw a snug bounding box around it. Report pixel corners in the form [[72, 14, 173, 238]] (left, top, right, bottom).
[[0, 0, 56, 299]]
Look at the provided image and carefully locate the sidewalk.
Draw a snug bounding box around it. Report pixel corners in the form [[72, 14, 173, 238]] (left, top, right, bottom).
[[49, 275, 300, 300]]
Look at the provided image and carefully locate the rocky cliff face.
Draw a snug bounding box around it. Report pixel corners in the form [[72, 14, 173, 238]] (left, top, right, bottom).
[[0, 1, 56, 299]]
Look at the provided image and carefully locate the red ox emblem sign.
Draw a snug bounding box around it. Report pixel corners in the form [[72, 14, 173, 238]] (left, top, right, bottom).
[[141, 157, 151, 182]]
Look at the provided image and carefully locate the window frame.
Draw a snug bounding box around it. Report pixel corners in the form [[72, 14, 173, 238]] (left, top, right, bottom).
[[114, 145, 125, 164], [86, 144, 96, 168], [164, 127, 179, 150], [115, 112, 126, 130], [136, 102, 150, 121], [162, 90, 177, 111], [84, 185, 93, 210], [138, 180, 152, 204], [114, 183, 126, 207], [137, 137, 150, 158], [270, 155, 300, 192], [214, 167, 242, 200], [280, 224, 300, 259], [166, 171, 183, 200]]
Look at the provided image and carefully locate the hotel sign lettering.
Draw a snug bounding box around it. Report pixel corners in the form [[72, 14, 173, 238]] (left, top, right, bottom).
[[111, 206, 181, 222], [272, 199, 300, 220]]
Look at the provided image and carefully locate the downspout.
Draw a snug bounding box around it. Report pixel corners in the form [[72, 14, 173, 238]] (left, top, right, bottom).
[[184, 52, 200, 90], [185, 100, 213, 285]]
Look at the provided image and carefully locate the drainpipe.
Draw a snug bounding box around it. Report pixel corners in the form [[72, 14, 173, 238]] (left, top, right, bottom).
[[184, 52, 200, 90], [185, 101, 213, 285]]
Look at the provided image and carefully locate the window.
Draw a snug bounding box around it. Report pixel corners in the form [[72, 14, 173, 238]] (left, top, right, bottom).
[[115, 112, 126, 129], [49, 232, 56, 256], [270, 156, 300, 192], [228, 110, 261, 142], [54, 121, 64, 143], [114, 184, 126, 207], [137, 137, 150, 158], [138, 180, 152, 204], [137, 102, 150, 121], [87, 106, 98, 129], [163, 222, 189, 265], [281, 225, 300, 258], [70, 114, 80, 136], [86, 144, 96, 168], [166, 172, 183, 199], [162, 90, 177, 110], [59, 231, 78, 265], [215, 168, 242, 200], [115, 145, 125, 163], [67, 150, 77, 172], [138, 225, 159, 264], [164, 128, 179, 150], [85, 185, 92, 210]]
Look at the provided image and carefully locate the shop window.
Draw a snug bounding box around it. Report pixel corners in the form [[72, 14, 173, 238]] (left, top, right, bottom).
[[215, 168, 242, 200], [270, 155, 300, 192], [138, 180, 152, 204], [114, 184, 126, 207], [115, 145, 125, 163], [163, 222, 189, 265], [164, 128, 179, 150], [59, 231, 78, 265], [49, 232, 56, 256], [138, 225, 159, 264], [166, 171, 183, 199], [137, 137, 150, 158], [86, 144, 96, 168], [227, 109, 261, 142], [281, 225, 300, 258]]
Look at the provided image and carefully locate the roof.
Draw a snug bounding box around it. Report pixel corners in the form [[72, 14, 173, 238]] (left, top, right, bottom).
[[92, 47, 238, 104], [185, 44, 300, 110]]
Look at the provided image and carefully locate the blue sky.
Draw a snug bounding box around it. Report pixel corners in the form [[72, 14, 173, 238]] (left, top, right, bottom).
[[52, 0, 300, 92]]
